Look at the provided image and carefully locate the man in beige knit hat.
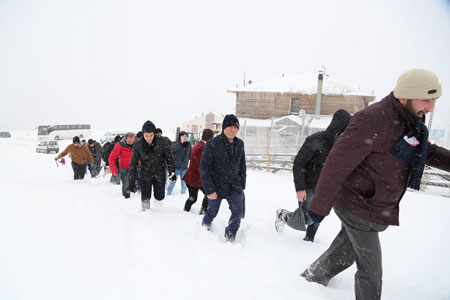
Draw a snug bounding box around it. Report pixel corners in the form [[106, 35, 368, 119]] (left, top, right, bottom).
[[300, 69, 450, 300]]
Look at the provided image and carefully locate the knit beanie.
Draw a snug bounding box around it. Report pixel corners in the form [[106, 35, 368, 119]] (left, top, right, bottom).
[[73, 136, 80, 144], [222, 114, 240, 130], [393, 69, 442, 100], [142, 120, 156, 133], [88, 139, 94, 145]]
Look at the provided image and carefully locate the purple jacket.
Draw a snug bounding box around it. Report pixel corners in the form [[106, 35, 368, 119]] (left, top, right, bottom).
[[310, 93, 450, 225]]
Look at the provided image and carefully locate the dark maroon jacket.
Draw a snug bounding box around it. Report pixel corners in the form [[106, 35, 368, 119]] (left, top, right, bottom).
[[310, 93, 450, 226], [183, 140, 206, 188]]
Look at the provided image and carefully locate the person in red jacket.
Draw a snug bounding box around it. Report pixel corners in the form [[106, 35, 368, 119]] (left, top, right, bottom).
[[109, 132, 135, 198], [183, 129, 215, 214]]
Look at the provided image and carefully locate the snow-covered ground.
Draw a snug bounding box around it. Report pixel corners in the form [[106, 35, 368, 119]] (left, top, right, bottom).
[[1, 131, 449, 300]]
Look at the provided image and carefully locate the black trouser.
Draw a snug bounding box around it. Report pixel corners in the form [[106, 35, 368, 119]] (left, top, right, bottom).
[[119, 168, 130, 198], [185, 184, 208, 211], [305, 204, 388, 300], [71, 162, 86, 180], [141, 177, 166, 202]]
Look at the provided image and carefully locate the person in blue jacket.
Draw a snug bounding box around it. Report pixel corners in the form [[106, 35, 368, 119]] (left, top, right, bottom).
[[167, 131, 192, 195], [200, 114, 246, 242]]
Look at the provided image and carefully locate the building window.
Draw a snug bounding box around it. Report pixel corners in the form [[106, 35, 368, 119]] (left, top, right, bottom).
[[291, 98, 300, 114]]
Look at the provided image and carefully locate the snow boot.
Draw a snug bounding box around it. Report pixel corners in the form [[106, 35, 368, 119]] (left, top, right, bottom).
[[202, 222, 211, 231], [184, 198, 195, 212], [300, 268, 329, 287], [199, 198, 208, 215], [142, 200, 150, 211], [275, 209, 288, 232], [303, 235, 314, 242], [224, 233, 236, 243]]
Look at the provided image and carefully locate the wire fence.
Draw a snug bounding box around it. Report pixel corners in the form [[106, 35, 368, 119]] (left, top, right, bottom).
[[245, 153, 450, 192]]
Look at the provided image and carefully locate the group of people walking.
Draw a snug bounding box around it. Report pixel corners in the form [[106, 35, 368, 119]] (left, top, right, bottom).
[[55, 114, 247, 242], [54, 69, 450, 300]]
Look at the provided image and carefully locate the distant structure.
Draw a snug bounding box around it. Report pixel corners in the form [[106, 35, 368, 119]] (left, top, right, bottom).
[[228, 73, 375, 119], [181, 112, 224, 136]]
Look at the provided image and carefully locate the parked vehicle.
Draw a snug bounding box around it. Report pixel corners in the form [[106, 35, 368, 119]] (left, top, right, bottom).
[[100, 131, 128, 145], [37, 124, 91, 140], [36, 140, 59, 154], [0, 131, 11, 138]]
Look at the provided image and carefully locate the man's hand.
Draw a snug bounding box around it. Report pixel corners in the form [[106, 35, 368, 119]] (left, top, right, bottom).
[[168, 172, 177, 182], [54, 157, 58, 160], [297, 190, 307, 202], [307, 210, 325, 224], [207, 192, 218, 200]]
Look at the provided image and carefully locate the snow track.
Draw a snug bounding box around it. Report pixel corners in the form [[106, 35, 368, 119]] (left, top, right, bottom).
[[1, 132, 449, 300]]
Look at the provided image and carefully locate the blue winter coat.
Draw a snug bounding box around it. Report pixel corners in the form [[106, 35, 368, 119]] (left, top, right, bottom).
[[171, 140, 192, 170], [200, 133, 246, 199]]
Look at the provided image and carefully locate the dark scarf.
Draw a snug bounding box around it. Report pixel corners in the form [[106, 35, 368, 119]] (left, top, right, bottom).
[[393, 109, 429, 190]]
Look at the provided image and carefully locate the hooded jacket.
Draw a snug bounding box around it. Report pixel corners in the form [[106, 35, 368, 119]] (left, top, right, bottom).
[[108, 137, 134, 175], [183, 140, 206, 187], [309, 93, 450, 226], [293, 109, 352, 191], [129, 135, 175, 182], [200, 133, 246, 199]]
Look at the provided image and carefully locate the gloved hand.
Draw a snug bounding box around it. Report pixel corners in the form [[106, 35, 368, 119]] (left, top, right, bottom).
[[168, 172, 177, 183], [110, 174, 120, 185], [307, 210, 325, 224], [128, 180, 137, 193]]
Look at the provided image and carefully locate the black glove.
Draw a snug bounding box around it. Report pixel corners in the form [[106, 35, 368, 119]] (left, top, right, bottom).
[[110, 174, 120, 185], [168, 172, 177, 182], [307, 210, 325, 224], [128, 180, 137, 193]]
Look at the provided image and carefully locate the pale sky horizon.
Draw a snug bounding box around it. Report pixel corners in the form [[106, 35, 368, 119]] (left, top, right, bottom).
[[1, 0, 450, 138]]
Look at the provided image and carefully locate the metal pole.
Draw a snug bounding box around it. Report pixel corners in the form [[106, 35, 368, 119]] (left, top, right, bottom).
[[315, 72, 324, 115]]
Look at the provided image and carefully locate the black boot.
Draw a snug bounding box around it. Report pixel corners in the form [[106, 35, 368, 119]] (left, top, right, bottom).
[[199, 197, 208, 215], [184, 199, 194, 212]]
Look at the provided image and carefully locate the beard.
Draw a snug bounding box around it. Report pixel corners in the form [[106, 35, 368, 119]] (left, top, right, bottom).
[[404, 100, 427, 117]]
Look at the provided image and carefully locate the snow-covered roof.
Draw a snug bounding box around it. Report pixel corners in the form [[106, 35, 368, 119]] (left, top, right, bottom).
[[309, 116, 333, 129], [274, 115, 303, 126], [229, 73, 374, 97]]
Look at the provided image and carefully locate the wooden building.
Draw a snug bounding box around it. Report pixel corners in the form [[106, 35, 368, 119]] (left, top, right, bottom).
[[228, 73, 375, 119]]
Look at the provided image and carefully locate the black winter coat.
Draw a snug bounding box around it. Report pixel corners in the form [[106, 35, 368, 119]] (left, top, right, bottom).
[[129, 136, 175, 182], [200, 133, 246, 199], [88, 141, 103, 166], [172, 140, 192, 170], [103, 141, 116, 166], [293, 109, 352, 191]]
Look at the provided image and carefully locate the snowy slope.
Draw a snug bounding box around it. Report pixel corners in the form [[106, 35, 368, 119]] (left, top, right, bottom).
[[1, 132, 449, 300]]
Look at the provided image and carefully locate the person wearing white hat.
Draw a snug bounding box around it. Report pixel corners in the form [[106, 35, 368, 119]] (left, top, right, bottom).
[[300, 69, 450, 300]]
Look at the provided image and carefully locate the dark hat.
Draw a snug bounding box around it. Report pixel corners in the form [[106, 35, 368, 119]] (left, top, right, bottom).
[[88, 139, 94, 145], [222, 114, 240, 130], [73, 136, 80, 144], [142, 120, 156, 133], [155, 128, 163, 134], [136, 131, 143, 139], [114, 135, 121, 142]]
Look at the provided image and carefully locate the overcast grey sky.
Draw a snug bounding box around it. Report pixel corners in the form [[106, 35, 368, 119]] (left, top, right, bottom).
[[1, 0, 449, 137]]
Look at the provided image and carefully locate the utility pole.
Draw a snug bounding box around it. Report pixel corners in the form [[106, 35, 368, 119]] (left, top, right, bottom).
[[315, 71, 324, 115]]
